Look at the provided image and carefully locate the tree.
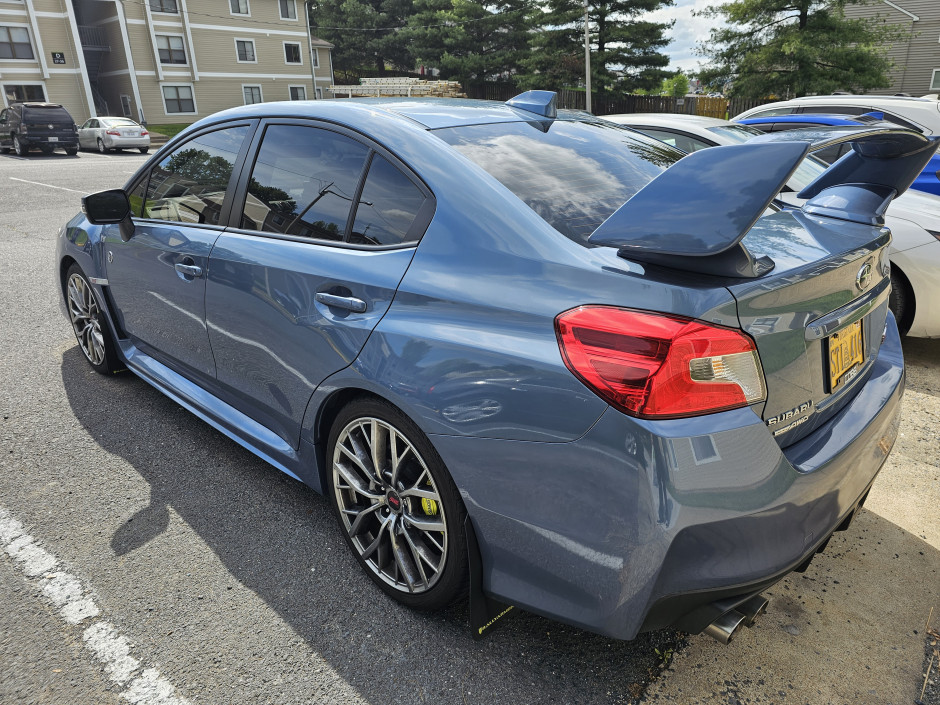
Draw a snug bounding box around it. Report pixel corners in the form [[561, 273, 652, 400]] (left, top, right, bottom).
[[310, 0, 414, 73], [518, 0, 673, 94], [696, 0, 903, 98], [402, 0, 534, 87], [659, 70, 689, 96]]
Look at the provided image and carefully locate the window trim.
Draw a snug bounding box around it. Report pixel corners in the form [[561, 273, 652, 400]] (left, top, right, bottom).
[[229, 0, 250, 16], [234, 37, 257, 64], [161, 83, 197, 116], [288, 84, 306, 101], [149, 0, 180, 14], [279, 0, 298, 21], [242, 84, 263, 105], [0, 23, 37, 62], [227, 117, 436, 250], [155, 33, 188, 66], [931, 69, 940, 92], [120, 94, 132, 118], [283, 41, 302, 65]]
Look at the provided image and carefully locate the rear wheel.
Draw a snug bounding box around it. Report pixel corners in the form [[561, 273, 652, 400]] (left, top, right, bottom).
[[12, 134, 27, 156], [65, 147, 78, 156], [65, 264, 124, 374], [889, 268, 914, 336], [327, 398, 468, 610], [97, 138, 108, 154], [139, 147, 149, 154]]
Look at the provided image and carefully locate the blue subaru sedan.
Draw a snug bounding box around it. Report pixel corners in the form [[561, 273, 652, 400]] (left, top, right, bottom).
[[57, 92, 933, 643]]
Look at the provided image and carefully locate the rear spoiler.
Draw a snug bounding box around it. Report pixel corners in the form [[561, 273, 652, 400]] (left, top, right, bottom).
[[589, 142, 808, 278], [589, 128, 940, 278]]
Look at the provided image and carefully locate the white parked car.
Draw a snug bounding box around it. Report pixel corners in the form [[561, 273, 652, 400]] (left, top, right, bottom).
[[732, 95, 940, 135], [603, 113, 940, 338], [78, 117, 150, 154]]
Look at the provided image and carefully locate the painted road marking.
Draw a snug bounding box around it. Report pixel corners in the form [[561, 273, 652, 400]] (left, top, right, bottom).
[[0, 505, 189, 705], [8, 177, 88, 194]]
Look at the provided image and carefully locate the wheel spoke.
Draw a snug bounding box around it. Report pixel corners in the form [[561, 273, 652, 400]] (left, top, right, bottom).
[[389, 433, 410, 486], [360, 514, 393, 561], [401, 526, 432, 587], [402, 510, 445, 534], [389, 523, 418, 593], [346, 502, 381, 537], [369, 420, 388, 485], [334, 457, 382, 501], [400, 486, 437, 501], [348, 423, 380, 484]]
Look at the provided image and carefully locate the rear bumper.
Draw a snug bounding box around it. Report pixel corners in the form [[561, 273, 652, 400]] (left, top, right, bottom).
[[24, 136, 77, 149], [431, 315, 904, 640], [103, 135, 149, 149]]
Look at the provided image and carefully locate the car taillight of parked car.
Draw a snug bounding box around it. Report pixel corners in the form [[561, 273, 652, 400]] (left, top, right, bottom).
[[555, 306, 766, 419], [106, 130, 121, 136], [141, 130, 148, 136]]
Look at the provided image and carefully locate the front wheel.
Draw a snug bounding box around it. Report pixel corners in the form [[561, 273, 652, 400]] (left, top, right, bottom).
[[12, 134, 27, 156], [327, 398, 468, 610], [65, 264, 124, 374]]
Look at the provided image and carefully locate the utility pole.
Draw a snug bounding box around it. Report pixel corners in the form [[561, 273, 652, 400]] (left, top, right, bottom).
[[304, 0, 319, 99], [583, 0, 591, 114]]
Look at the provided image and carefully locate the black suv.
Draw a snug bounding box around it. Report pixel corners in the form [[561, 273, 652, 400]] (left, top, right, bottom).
[[0, 103, 79, 156]]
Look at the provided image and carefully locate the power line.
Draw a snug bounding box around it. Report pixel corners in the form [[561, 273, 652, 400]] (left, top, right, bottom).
[[125, 0, 499, 33]]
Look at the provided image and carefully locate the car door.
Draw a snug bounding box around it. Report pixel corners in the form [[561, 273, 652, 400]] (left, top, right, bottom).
[[104, 121, 256, 384], [78, 119, 96, 149], [205, 120, 434, 447]]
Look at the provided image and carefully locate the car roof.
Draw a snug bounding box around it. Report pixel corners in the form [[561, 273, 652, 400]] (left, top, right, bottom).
[[739, 114, 863, 125], [188, 98, 565, 133], [603, 113, 734, 130]]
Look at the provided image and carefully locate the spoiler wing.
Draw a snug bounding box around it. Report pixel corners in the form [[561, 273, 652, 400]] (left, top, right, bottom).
[[588, 142, 808, 277]]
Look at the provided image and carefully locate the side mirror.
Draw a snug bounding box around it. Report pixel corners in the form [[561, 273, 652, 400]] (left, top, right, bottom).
[[82, 189, 131, 224]]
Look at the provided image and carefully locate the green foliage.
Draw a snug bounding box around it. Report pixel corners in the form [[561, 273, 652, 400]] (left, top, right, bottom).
[[401, 0, 534, 87], [659, 71, 689, 97], [696, 0, 903, 98], [311, 0, 415, 73], [145, 123, 191, 139]]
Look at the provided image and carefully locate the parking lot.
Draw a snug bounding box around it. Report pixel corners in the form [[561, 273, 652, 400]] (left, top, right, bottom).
[[0, 150, 937, 704]]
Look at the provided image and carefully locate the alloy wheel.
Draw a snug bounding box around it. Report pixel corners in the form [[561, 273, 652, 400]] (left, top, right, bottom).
[[97, 138, 107, 154], [67, 273, 106, 366], [332, 417, 448, 594]]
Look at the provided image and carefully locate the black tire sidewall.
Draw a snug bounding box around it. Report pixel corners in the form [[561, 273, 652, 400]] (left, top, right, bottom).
[[326, 397, 468, 610], [97, 138, 106, 154], [889, 269, 913, 336]]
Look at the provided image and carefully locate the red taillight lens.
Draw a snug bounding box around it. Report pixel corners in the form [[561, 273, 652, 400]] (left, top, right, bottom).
[[555, 306, 766, 419], [106, 130, 120, 136], [141, 130, 149, 136]]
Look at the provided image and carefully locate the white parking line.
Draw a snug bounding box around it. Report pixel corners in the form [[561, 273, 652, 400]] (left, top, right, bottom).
[[0, 505, 190, 705], [8, 177, 88, 194]]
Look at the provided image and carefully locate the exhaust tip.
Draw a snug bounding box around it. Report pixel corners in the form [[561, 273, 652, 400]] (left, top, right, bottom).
[[703, 610, 747, 644], [737, 595, 769, 627]]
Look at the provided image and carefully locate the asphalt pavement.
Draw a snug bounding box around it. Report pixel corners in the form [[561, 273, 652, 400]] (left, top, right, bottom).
[[0, 149, 937, 705]]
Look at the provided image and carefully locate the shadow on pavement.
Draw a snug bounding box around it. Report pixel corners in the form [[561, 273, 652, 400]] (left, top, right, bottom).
[[60, 346, 680, 705]]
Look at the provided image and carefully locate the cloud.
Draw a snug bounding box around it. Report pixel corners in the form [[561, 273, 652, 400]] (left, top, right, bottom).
[[644, 0, 733, 73]]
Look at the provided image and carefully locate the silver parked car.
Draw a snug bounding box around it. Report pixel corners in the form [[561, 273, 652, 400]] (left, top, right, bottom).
[[78, 117, 150, 153]]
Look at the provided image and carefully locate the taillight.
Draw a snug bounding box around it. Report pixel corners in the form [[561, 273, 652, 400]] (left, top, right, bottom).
[[141, 130, 149, 136], [106, 130, 120, 136], [555, 306, 766, 419]]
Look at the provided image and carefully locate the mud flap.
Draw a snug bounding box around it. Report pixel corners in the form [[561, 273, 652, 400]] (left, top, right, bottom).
[[466, 516, 515, 640]]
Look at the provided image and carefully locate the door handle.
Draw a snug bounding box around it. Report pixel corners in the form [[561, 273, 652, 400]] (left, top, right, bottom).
[[315, 292, 367, 313], [175, 263, 203, 278]]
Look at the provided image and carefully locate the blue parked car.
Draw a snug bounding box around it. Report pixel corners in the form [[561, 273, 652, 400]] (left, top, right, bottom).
[[737, 112, 940, 195], [57, 92, 934, 643]]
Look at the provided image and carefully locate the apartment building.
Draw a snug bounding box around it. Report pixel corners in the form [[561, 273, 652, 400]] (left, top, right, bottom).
[[844, 0, 940, 96], [1, 0, 335, 125]]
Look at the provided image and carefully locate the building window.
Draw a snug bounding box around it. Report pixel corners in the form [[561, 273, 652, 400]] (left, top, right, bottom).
[[284, 42, 301, 64], [315, 87, 322, 99], [289, 85, 306, 100], [149, 0, 179, 13], [235, 39, 256, 63], [0, 26, 34, 60], [156, 35, 187, 65], [3, 84, 45, 103], [932, 70, 940, 92], [279, 0, 297, 20], [120, 94, 132, 117], [162, 85, 195, 114], [311, 50, 319, 68], [243, 85, 262, 105], [230, 0, 249, 15]]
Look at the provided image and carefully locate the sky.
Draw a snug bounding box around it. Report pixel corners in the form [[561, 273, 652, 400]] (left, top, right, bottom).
[[645, 0, 730, 74]]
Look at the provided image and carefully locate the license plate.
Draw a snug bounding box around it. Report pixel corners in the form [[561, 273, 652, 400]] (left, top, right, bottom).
[[827, 319, 864, 391], [48, 137, 58, 142]]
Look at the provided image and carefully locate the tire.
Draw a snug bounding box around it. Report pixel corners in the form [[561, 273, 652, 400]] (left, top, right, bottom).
[[64, 264, 124, 374], [889, 268, 914, 337], [65, 147, 78, 156], [139, 147, 149, 154], [97, 138, 108, 154], [12, 134, 27, 156], [327, 397, 468, 610]]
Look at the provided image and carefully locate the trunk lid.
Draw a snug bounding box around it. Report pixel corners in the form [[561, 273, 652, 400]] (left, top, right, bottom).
[[729, 209, 892, 446]]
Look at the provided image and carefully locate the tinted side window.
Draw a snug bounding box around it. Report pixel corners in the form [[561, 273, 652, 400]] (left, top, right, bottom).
[[638, 128, 713, 152], [748, 107, 797, 117], [242, 124, 369, 242], [350, 154, 426, 245], [143, 125, 249, 224], [807, 105, 864, 116], [880, 111, 923, 132]]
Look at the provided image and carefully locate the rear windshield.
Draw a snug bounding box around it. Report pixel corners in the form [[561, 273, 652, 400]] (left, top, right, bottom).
[[103, 118, 139, 127], [23, 106, 72, 123], [707, 124, 763, 143], [435, 117, 682, 246]]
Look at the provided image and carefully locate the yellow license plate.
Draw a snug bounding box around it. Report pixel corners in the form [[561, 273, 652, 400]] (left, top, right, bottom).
[[828, 319, 865, 391]]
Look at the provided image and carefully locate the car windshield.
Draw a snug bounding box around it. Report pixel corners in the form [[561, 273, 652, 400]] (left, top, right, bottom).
[[435, 118, 682, 246], [707, 124, 763, 143]]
